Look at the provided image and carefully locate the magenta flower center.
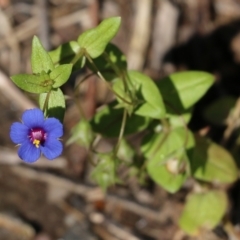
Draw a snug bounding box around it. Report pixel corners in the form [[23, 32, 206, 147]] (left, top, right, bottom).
[[29, 128, 47, 148]]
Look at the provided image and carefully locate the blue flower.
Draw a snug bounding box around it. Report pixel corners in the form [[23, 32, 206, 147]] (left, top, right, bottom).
[[10, 108, 63, 163]]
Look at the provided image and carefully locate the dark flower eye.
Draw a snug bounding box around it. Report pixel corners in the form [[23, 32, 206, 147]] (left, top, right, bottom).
[[10, 108, 63, 163]]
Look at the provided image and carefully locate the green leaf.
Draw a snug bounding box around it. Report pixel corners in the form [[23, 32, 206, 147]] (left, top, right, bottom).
[[31, 36, 54, 74], [50, 64, 72, 88], [87, 43, 127, 81], [191, 135, 238, 184], [142, 127, 195, 193], [39, 88, 65, 122], [157, 71, 214, 109], [167, 106, 193, 128], [11, 73, 53, 93], [179, 190, 227, 235], [78, 17, 121, 58], [66, 120, 94, 148], [148, 156, 188, 193], [203, 96, 237, 125], [117, 138, 135, 164], [91, 152, 120, 190], [90, 101, 151, 138], [113, 71, 166, 119], [49, 41, 80, 65]]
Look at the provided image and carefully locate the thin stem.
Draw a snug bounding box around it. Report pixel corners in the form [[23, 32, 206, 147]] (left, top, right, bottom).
[[74, 72, 95, 92], [152, 119, 171, 156], [85, 52, 132, 105], [75, 99, 87, 120], [139, 102, 190, 174], [113, 108, 128, 182], [114, 108, 128, 156], [102, 52, 135, 102], [72, 73, 97, 121], [103, 52, 122, 77], [123, 71, 135, 101], [42, 91, 51, 114], [124, 69, 135, 89], [86, 150, 97, 167], [70, 49, 84, 65], [140, 118, 170, 173], [102, 52, 127, 92]]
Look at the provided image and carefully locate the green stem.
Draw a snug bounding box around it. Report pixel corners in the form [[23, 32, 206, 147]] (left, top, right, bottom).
[[103, 52, 122, 77], [85, 52, 132, 105], [75, 99, 87, 121], [112, 108, 128, 182], [70, 49, 84, 65], [87, 150, 97, 167], [74, 73, 95, 92], [139, 104, 190, 174], [72, 73, 97, 121], [113, 108, 128, 156], [102, 52, 128, 94], [102, 52, 136, 104], [153, 119, 171, 156], [140, 118, 170, 173], [42, 91, 51, 114]]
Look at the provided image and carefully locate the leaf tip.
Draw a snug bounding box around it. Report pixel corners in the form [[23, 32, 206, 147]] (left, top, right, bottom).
[[32, 35, 40, 44], [114, 16, 121, 22]]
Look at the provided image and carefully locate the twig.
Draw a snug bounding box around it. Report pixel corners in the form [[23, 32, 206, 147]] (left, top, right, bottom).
[[11, 165, 163, 223], [151, 0, 179, 72], [36, 0, 51, 50], [11, 165, 104, 201], [51, 9, 92, 30], [223, 220, 240, 240], [127, 0, 152, 70], [0, 147, 66, 169], [0, 213, 35, 239], [0, 9, 21, 74], [106, 195, 162, 221], [83, 0, 99, 119], [0, 17, 39, 49], [93, 224, 120, 240], [222, 97, 240, 145], [0, 70, 35, 110], [90, 212, 140, 240]]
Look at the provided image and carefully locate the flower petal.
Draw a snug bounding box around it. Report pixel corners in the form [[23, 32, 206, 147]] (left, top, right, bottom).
[[44, 118, 63, 138], [41, 138, 63, 160], [22, 109, 44, 128], [10, 122, 29, 144], [18, 140, 41, 163]]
